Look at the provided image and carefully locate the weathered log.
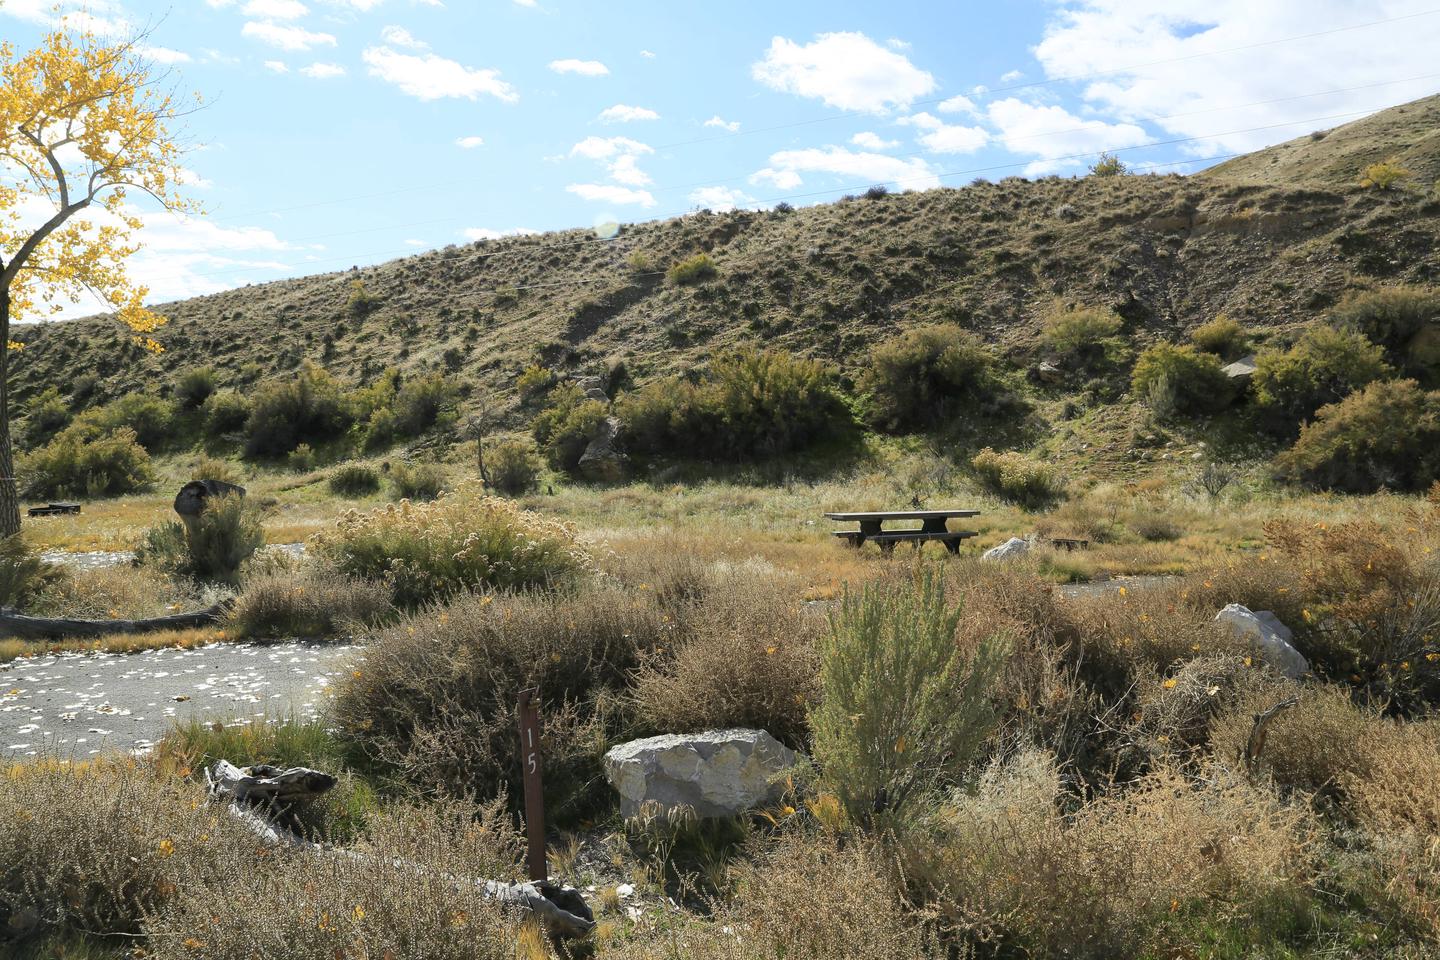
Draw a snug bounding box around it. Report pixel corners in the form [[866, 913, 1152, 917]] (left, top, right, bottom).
[[1243, 695, 1300, 774], [204, 760, 596, 940], [0, 602, 230, 640]]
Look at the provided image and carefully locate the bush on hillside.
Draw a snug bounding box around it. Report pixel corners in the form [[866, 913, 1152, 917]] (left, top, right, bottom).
[[1131, 343, 1234, 417], [860, 324, 1006, 431], [486, 438, 542, 495], [137, 494, 265, 584], [1089, 151, 1127, 176], [0, 533, 65, 608], [390, 461, 447, 501], [532, 383, 608, 472], [811, 570, 1007, 830], [174, 366, 218, 409], [1359, 159, 1412, 190], [516, 363, 556, 401], [19, 386, 71, 448], [202, 390, 251, 437], [618, 347, 853, 460], [228, 568, 394, 639], [242, 363, 353, 457], [972, 447, 1063, 509], [667, 252, 717, 285], [364, 372, 461, 449], [187, 455, 243, 486], [1252, 326, 1391, 428], [19, 426, 154, 498], [1275, 379, 1440, 493], [328, 463, 382, 497], [73, 393, 175, 450], [1329, 286, 1440, 374], [311, 481, 590, 607], [1190, 315, 1250, 358], [1042, 306, 1126, 369]]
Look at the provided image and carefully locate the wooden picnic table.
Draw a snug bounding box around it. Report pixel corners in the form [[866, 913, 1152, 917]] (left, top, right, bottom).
[[826, 509, 980, 554]]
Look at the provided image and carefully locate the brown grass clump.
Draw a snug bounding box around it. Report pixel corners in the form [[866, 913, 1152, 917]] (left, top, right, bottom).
[[331, 585, 670, 822], [228, 567, 393, 640], [143, 799, 524, 960], [28, 563, 217, 621], [631, 568, 821, 748], [911, 750, 1316, 959]]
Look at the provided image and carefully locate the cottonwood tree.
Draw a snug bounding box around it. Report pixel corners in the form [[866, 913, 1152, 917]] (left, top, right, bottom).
[[0, 24, 198, 534]]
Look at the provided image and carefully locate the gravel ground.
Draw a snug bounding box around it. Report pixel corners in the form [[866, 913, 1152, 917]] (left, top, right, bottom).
[[0, 641, 359, 759]]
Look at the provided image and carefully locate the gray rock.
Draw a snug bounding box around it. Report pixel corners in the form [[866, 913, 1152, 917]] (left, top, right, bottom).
[[578, 416, 628, 483], [1214, 603, 1308, 678], [603, 729, 796, 819], [1031, 361, 1063, 384], [1221, 354, 1258, 383], [982, 537, 1031, 562]]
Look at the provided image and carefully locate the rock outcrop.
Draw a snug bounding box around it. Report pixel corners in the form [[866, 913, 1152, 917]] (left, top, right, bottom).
[[603, 729, 796, 819]]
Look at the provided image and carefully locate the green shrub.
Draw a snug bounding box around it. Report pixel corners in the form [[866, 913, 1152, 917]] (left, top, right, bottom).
[[187, 455, 243, 486], [667, 252, 717, 285], [971, 447, 1062, 508], [1359, 159, 1412, 190], [1131, 343, 1234, 417], [19, 426, 154, 498], [19, 386, 71, 448], [860, 325, 1005, 431], [243, 363, 354, 458], [174, 366, 217, 409], [364, 372, 460, 449], [345, 278, 377, 317], [1252, 326, 1391, 428], [1089, 151, 1127, 176], [1329, 286, 1440, 374], [515, 363, 556, 401], [618, 348, 853, 460], [202, 390, 250, 437], [532, 383, 608, 472], [311, 481, 591, 608], [1190, 315, 1250, 358], [73, 393, 175, 450], [0, 534, 65, 608], [137, 494, 265, 584], [228, 568, 394, 639], [390, 461, 447, 501], [810, 569, 1007, 830], [1042, 306, 1126, 369], [328, 463, 382, 497], [1275, 379, 1440, 492], [486, 438, 542, 495]]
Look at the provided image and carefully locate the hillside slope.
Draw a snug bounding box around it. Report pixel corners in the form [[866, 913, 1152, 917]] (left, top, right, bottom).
[[13, 96, 1440, 427]]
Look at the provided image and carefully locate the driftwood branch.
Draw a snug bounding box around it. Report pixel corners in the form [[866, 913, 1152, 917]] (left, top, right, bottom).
[[0, 603, 229, 640], [1243, 695, 1300, 774], [204, 761, 595, 940]]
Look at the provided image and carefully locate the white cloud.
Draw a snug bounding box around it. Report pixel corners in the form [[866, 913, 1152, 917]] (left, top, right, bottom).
[[569, 136, 652, 161], [322, 0, 386, 10], [241, 20, 337, 51], [455, 135, 485, 149], [243, 0, 308, 18], [986, 98, 1148, 171], [264, 59, 289, 72], [300, 61, 346, 79], [598, 104, 659, 123], [608, 154, 650, 186], [463, 226, 540, 240], [362, 46, 517, 101], [549, 58, 609, 76], [405, 238, 427, 246], [899, 112, 989, 154], [640, 49, 656, 58], [850, 131, 898, 150], [380, 24, 427, 49], [1032, 1, 1440, 155], [137, 45, 193, 64], [937, 94, 978, 115], [1, 0, 131, 33], [752, 32, 935, 113], [1000, 69, 1024, 83], [513, 0, 537, 6], [751, 146, 941, 192], [689, 186, 753, 211], [886, 37, 911, 50], [566, 183, 656, 206], [704, 115, 740, 132]]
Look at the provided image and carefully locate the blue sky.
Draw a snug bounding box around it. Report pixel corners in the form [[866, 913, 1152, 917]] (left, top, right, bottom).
[[4, 0, 1440, 314]]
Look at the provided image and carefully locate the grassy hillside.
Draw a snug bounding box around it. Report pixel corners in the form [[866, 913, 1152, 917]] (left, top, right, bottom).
[[12, 96, 1440, 429]]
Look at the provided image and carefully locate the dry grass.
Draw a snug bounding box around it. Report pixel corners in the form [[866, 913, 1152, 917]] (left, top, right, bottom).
[[0, 626, 223, 665], [28, 563, 223, 620], [227, 567, 393, 640]]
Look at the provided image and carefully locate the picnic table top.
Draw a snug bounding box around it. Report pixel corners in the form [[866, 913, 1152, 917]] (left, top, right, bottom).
[[825, 509, 980, 521]]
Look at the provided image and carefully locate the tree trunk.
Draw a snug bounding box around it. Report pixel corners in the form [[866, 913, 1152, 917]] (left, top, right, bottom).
[[0, 288, 19, 537]]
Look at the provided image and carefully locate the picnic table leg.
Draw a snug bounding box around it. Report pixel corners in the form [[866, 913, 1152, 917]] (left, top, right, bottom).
[[920, 517, 950, 534], [944, 537, 962, 555], [858, 519, 882, 548]]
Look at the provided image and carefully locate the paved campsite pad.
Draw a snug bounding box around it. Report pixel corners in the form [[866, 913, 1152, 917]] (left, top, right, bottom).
[[1, 641, 359, 759]]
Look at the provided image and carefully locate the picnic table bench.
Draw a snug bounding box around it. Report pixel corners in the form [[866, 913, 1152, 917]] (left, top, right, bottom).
[[27, 502, 80, 518], [826, 509, 979, 554]]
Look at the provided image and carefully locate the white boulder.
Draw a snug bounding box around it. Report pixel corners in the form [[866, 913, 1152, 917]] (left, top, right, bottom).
[[982, 537, 1031, 562], [1214, 603, 1308, 678], [603, 729, 795, 819]]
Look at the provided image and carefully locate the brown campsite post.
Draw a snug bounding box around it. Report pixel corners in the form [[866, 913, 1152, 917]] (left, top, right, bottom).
[[517, 687, 547, 882]]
